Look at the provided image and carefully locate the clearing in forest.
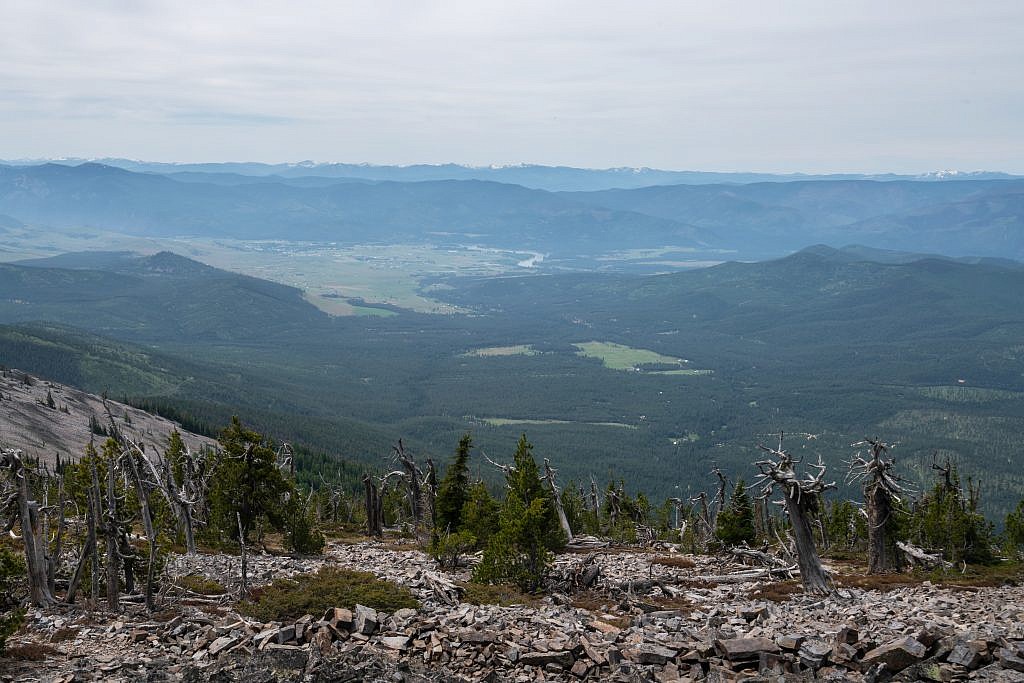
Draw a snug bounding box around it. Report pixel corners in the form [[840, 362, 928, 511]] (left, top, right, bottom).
[[573, 341, 707, 373]]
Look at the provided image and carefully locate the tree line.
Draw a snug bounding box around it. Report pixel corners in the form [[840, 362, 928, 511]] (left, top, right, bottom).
[[3, 417, 1024, 653]]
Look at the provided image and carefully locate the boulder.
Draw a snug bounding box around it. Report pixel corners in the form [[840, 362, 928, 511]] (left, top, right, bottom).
[[354, 604, 378, 636], [863, 636, 927, 672]]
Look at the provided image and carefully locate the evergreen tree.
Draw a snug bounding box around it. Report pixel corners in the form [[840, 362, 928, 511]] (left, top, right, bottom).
[[1004, 499, 1024, 558], [435, 433, 472, 534], [45, 389, 55, 409], [910, 463, 994, 564], [473, 434, 565, 591], [460, 481, 500, 547], [207, 417, 291, 545], [715, 479, 756, 547]]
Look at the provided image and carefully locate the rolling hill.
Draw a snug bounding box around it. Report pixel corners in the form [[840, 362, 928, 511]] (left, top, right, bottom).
[[0, 248, 1021, 515]]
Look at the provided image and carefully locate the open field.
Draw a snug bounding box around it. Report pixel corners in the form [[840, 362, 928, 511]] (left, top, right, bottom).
[[463, 345, 540, 357], [473, 416, 636, 429], [574, 341, 688, 371]]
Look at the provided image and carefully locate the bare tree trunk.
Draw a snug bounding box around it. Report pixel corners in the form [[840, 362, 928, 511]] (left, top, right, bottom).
[[49, 474, 66, 595], [89, 459, 101, 602], [756, 434, 835, 596], [783, 491, 832, 595], [105, 463, 120, 610], [363, 475, 382, 537], [16, 466, 56, 606], [237, 512, 248, 599], [394, 440, 423, 527], [66, 535, 93, 604], [543, 459, 574, 542], [867, 484, 897, 573], [127, 454, 158, 610], [424, 458, 437, 530]]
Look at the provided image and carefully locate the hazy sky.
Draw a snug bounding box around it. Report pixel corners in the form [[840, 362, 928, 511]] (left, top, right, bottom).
[[2, 1, 1022, 173]]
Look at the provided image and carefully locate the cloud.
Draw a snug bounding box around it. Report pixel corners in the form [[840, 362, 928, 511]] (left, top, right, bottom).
[[1, 0, 1022, 172]]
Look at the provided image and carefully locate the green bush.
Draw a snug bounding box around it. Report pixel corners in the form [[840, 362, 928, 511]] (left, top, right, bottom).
[[238, 567, 418, 622], [428, 529, 476, 570], [0, 544, 25, 653]]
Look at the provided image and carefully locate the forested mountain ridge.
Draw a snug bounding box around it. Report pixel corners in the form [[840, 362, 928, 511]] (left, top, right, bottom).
[[0, 251, 326, 342], [0, 248, 1022, 516], [564, 179, 1024, 255]]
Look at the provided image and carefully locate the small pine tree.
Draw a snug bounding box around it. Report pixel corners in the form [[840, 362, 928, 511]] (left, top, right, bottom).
[[207, 417, 291, 545], [435, 433, 473, 534], [461, 481, 500, 547], [715, 479, 756, 547], [45, 389, 55, 409], [1005, 499, 1024, 558], [911, 464, 994, 564], [473, 435, 565, 591]]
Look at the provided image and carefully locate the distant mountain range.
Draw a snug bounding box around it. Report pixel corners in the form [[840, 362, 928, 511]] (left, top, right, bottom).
[[2, 158, 1020, 192], [1, 161, 1022, 260]]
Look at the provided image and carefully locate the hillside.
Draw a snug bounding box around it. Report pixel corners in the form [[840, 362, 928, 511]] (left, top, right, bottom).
[[1, 248, 1022, 514], [565, 180, 1024, 257], [0, 366, 213, 465]]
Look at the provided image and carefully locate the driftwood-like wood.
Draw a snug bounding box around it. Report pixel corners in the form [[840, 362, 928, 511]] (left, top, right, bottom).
[[848, 438, 906, 574], [1, 448, 56, 606], [363, 475, 383, 537], [105, 462, 120, 610], [543, 459, 574, 543], [897, 541, 955, 570], [755, 433, 836, 596]]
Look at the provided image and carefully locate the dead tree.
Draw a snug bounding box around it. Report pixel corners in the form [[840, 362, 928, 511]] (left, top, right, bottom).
[[1, 447, 56, 606], [122, 446, 159, 610], [393, 440, 424, 528], [424, 458, 438, 530], [689, 491, 713, 550], [543, 459, 574, 543], [105, 461, 120, 610], [848, 438, 906, 574], [363, 474, 383, 537], [237, 512, 248, 598], [710, 465, 729, 530], [756, 433, 836, 596]]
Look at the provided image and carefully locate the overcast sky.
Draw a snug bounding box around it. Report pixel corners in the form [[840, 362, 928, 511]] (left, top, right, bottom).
[[1, 1, 1021, 173]]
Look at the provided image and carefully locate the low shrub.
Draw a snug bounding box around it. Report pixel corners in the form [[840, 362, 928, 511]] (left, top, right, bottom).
[[174, 575, 227, 595], [238, 567, 418, 622]]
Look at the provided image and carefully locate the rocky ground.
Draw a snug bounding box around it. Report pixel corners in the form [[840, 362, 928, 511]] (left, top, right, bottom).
[[2, 540, 1023, 682]]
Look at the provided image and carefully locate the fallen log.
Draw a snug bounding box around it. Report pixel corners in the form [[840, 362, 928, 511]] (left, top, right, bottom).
[[896, 541, 954, 570], [728, 546, 791, 569]]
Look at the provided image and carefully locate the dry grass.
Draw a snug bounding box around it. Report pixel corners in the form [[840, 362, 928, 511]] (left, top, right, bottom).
[[750, 580, 803, 602], [651, 556, 696, 569], [571, 590, 613, 612], [49, 627, 79, 643], [650, 595, 694, 612], [3, 643, 59, 661], [459, 582, 540, 607]]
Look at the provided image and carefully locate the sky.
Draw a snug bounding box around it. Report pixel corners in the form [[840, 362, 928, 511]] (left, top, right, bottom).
[[1, 0, 1022, 173]]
